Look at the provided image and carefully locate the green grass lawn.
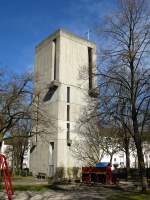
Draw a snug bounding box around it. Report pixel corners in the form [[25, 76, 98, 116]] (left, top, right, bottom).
[[11, 175, 37, 181], [12, 184, 50, 191], [0, 175, 49, 191], [1, 177, 150, 200], [106, 192, 150, 200], [11, 184, 150, 200], [11, 185, 150, 200], [0, 183, 50, 191]]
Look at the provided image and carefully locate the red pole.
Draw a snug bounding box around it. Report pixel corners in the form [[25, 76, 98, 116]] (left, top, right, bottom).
[[0, 154, 13, 200]]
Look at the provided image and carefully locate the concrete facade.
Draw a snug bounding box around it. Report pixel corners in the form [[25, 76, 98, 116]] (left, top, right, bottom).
[[30, 29, 96, 177]]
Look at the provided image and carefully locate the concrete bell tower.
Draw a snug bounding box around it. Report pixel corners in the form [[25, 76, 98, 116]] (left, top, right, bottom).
[[30, 29, 96, 177]]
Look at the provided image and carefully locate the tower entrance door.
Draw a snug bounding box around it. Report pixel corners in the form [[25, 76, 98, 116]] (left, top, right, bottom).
[[48, 142, 54, 177]]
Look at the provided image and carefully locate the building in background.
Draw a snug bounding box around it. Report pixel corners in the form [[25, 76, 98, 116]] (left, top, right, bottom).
[[30, 29, 96, 177]]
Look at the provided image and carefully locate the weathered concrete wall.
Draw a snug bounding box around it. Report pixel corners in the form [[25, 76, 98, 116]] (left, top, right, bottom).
[[30, 29, 96, 177]]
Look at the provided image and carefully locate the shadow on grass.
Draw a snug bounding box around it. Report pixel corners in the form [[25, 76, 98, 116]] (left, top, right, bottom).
[[13, 184, 51, 191], [11, 183, 133, 192], [1, 183, 150, 200], [106, 191, 150, 200], [4, 183, 77, 192], [103, 184, 125, 191]]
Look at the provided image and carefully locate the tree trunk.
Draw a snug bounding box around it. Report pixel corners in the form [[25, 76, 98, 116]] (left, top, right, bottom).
[[125, 145, 130, 180], [131, 90, 148, 191], [0, 141, 2, 152], [20, 155, 24, 171], [134, 134, 148, 192], [110, 154, 113, 163]]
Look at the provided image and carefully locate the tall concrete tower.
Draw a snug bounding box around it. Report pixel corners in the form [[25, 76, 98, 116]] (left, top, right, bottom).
[[30, 29, 96, 177]]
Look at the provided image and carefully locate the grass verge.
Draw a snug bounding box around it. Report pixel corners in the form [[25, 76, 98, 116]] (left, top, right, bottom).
[[106, 191, 150, 200], [0, 184, 50, 191], [12, 184, 50, 191]]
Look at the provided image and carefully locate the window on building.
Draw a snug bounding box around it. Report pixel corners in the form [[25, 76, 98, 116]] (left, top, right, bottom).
[[67, 123, 70, 141], [53, 39, 57, 80], [49, 142, 54, 176], [67, 105, 70, 121], [67, 87, 70, 103], [88, 47, 93, 90], [50, 142, 54, 150], [114, 158, 116, 162]]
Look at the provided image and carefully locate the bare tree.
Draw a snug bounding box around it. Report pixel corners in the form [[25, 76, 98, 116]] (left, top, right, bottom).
[[97, 0, 150, 191], [4, 125, 28, 172], [0, 71, 32, 148], [0, 69, 57, 156], [72, 102, 121, 166], [100, 128, 122, 163], [72, 117, 105, 166]]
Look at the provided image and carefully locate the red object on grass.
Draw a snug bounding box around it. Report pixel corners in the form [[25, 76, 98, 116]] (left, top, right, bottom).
[[0, 154, 13, 200], [82, 166, 107, 184]]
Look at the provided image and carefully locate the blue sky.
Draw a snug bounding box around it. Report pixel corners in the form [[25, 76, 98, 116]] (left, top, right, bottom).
[[0, 0, 116, 74]]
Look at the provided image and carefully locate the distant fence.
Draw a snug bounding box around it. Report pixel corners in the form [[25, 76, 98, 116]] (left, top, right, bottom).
[[115, 168, 150, 180]]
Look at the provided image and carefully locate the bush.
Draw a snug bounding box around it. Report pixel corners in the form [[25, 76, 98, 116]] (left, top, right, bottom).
[[115, 168, 150, 180], [54, 167, 65, 181]]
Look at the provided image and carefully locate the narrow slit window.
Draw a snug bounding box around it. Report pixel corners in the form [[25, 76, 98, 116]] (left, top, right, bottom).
[[67, 123, 70, 141], [53, 39, 57, 80], [88, 47, 93, 90], [67, 105, 70, 121], [67, 87, 70, 103], [50, 142, 54, 150]]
